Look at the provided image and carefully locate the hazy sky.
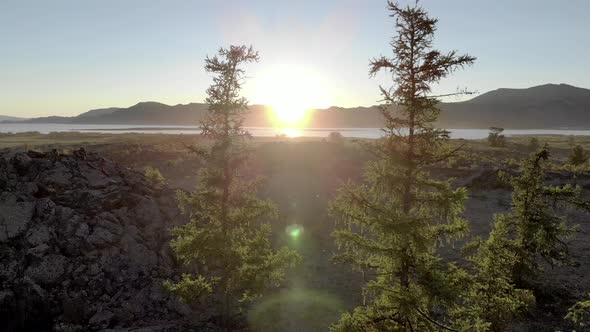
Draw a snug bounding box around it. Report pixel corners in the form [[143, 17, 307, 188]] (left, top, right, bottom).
[[1, 0, 589, 117]]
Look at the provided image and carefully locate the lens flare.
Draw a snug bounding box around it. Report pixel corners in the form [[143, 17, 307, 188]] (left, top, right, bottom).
[[286, 224, 304, 239]]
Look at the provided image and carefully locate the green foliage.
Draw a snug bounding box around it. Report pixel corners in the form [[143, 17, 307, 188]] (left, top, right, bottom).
[[166, 157, 183, 168], [527, 137, 540, 151], [329, 2, 475, 330], [568, 144, 588, 166], [163, 274, 213, 303], [503, 158, 520, 170], [144, 166, 165, 184], [497, 147, 587, 285], [488, 127, 506, 147], [457, 216, 535, 331], [565, 295, 590, 328], [166, 45, 300, 329]]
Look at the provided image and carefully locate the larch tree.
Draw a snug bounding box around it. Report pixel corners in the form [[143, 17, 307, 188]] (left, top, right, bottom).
[[494, 147, 588, 286], [329, 1, 475, 331], [454, 146, 590, 330], [165, 45, 300, 330], [456, 217, 534, 331], [568, 144, 588, 166]]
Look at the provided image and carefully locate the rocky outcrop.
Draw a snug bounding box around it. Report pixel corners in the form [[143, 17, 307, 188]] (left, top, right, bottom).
[[0, 148, 192, 331]]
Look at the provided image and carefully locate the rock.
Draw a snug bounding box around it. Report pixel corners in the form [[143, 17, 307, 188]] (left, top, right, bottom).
[[82, 165, 116, 189], [26, 224, 52, 246], [13, 152, 32, 175], [53, 323, 85, 332], [41, 165, 73, 188], [88, 263, 101, 276], [0, 149, 189, 330], [75, 222, 89, 238], [16, 181, 38, 196], [88, 227, 115, 247], [134, 197, 163, 227], [0, 259, 18, 282], [27, 243, 51, 258], [121, 233, 158, 275], [35, 198, 56, 217], [25, 254, 67, 285], [89, 310, 114, 329], [0, 194, 35, 242]]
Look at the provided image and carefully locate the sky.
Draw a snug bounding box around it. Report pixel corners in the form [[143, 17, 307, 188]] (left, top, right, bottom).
[[1, 0, 589, 118]]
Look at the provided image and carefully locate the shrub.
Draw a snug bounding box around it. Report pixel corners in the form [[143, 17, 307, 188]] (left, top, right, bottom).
[[328, 131, 344, 144], [144, 166, 165, 184], [488, 127, 506, 147], [565, 295, 590, 328], [568, 144, 588, 166]]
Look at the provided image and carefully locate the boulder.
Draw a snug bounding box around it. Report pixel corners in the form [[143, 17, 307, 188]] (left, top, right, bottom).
[[26, 224, 52, 246], [89, 310, 114, 329], [25, 254, 67, 285], [0, 194, 35, 242]]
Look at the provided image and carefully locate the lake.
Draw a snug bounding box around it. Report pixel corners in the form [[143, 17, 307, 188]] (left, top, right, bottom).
[[2, 123, 590, 140]]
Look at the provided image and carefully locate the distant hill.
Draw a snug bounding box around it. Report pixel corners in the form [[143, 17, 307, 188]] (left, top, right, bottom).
[[438, 84, 590, 128], [0, 115, 27, 122], [77, 107, 121, 118], [4, 84, 590, 129], [72, 102, 208, 125]]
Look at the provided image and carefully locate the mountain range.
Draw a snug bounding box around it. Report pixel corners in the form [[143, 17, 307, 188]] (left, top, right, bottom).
[[2, 83, 589, 129], [0, 115, 27, 122]]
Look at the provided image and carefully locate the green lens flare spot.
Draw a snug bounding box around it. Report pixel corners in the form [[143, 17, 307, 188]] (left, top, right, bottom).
[[286, 224, 304, 239]]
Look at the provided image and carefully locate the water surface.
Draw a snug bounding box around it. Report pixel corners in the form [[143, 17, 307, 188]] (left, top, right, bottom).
[[2, 123, 590, 140]]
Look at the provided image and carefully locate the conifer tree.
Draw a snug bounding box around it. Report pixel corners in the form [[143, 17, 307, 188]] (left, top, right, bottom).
[[329, 2, 475, 330], [488, 127, 506, 147], [456, 147, 590, 330], [455, 218, 534, 331], [496, 147, 588, 285], [568, 144, 588, 166], [165, 45, 300, 330]]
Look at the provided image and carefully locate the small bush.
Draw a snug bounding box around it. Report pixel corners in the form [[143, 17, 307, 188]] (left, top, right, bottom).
[[166, 158, 183, 168], [488, 127, 506, 147], [568, 145, 588, 166], [328, 131, 344, 144], [144, 166, 165, 184], [565, 295, 590, 328], [504, 158, 520, 170]]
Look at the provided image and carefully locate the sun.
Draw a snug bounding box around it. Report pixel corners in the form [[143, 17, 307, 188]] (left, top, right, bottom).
[[248, 64, 333, 128]]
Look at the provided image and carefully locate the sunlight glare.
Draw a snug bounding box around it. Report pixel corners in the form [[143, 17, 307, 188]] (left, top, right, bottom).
[[282, 128, 301, 138], [249, 64, 333, 128]]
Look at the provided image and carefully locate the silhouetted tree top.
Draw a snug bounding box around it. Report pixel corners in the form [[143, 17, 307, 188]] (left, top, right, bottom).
[[369, 1, 476, 106], [201, 45, 259, 141]]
